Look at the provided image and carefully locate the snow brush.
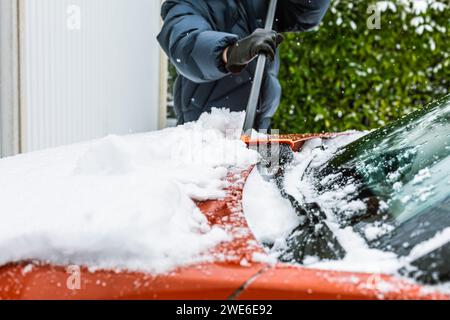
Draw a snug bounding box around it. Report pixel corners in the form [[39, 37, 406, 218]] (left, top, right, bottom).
[[241, 0, 278, 137], [239, 0, 346, 260]]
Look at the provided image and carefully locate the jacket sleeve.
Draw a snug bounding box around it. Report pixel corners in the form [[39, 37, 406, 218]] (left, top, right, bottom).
[[276, 0, 331, 32], [157, 1, 239, 84]]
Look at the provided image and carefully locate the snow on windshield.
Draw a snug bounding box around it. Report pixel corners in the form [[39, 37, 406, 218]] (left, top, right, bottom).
[[244, 130, 450, 290], [244, 133, 405, 273], [0, 109, 258, 274]]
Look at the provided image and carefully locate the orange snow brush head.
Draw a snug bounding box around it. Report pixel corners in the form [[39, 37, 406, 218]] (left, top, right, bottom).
[[241, 133, 345, 152]]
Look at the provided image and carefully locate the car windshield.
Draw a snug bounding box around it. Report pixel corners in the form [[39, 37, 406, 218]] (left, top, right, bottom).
[[311, 94, 450, 283], [321, 94, 450, 224]]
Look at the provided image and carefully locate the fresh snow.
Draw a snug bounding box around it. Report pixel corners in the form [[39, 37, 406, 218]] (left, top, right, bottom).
[[283, 134, 403, 274], [243, 131, 450, 292], [1, 105, 449, 291], [0, 108, 258, 274], [243, 169, 301, 245], [244, 132, 405, 274]]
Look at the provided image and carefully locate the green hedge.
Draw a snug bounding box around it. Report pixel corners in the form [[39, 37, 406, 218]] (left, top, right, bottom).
[[274, 0, 449, 133]]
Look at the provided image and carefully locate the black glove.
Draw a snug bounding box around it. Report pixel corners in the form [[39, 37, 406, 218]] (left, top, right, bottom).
[[225, 28, 284, 74]]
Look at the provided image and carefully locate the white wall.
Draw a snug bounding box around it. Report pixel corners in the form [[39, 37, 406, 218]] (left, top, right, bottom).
[[0, 0, 20, 157], [19, 0, 164, 152]]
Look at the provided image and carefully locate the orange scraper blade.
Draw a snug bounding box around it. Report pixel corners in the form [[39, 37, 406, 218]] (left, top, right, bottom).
[[241, 133, 348, 152]]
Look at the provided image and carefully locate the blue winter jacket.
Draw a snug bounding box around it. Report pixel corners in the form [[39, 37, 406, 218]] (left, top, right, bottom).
[[157, 0, 330, 129]]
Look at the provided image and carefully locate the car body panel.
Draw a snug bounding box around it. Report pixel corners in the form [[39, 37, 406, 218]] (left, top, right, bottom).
[[0, 134, 448, 300], [239, 265, 448, 300]]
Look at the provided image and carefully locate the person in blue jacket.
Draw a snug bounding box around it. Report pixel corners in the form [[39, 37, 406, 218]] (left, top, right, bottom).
[[158, 0, 330, 130]]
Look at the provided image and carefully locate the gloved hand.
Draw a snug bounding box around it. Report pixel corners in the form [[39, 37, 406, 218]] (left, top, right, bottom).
[[225, 28, 284, 74]]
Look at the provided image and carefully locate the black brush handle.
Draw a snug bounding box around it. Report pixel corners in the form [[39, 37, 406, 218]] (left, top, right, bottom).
[[242, 0, 278, 134]]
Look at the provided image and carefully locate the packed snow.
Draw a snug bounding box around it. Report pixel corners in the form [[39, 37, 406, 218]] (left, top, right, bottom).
[[243, 169, 301, 245], [0, 109, 258, 274]]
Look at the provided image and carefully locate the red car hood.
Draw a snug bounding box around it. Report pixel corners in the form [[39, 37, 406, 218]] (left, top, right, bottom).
[[0, 134, 448, 300]]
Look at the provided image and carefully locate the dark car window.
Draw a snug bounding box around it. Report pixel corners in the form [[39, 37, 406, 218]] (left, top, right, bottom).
[[309, 94, 450, 284]]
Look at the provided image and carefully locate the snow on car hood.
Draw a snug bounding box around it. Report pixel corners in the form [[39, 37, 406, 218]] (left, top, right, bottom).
[[0, 108, 258, 274]]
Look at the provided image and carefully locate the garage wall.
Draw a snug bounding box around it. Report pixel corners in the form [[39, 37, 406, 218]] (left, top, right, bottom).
[[19, 0, 164, 152]]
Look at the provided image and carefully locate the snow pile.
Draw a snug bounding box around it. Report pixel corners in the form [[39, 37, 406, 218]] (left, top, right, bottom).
[[243, 169, 301, 245], [0, 108, 258, 273]]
